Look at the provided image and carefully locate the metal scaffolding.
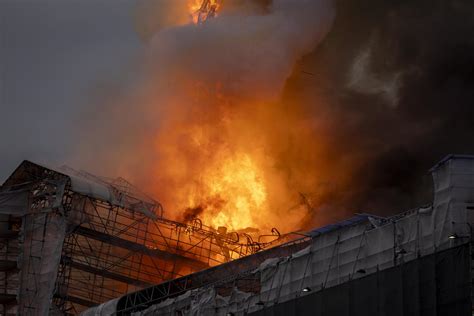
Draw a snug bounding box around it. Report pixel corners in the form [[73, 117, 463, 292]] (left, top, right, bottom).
[[0, 161, 285, 314], [113, 236, 311, 315]]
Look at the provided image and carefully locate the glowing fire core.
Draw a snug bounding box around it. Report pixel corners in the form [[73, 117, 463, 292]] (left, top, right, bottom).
[[188, 153, 267, 231]]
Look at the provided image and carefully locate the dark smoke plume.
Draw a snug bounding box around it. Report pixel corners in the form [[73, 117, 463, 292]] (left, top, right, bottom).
[[292, 0, 474, 225]]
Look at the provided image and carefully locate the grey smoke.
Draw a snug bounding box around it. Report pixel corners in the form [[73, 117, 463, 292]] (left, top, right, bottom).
[[292, 0, 474, 224], [347, 42, 402, 108]]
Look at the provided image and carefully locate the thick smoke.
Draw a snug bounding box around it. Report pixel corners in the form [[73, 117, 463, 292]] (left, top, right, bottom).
[[74, 0, 335, 232], [286, 0, 474, 224], [74, 0, 474, 232]]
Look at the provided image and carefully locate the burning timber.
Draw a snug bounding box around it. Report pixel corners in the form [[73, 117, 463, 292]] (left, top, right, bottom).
[[0, 161, 287, 315], [83, 155, 474, 315]]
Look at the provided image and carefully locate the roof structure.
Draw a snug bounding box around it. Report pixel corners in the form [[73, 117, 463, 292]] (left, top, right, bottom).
[[0, 160, 288, 314], [82, 154, 474, 315]]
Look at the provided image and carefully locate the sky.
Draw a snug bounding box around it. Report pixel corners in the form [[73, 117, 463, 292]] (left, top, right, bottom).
[[0, 0, 140, 181]]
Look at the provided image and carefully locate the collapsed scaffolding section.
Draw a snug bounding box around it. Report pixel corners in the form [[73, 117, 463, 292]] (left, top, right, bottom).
[[0, 161, 282, 314]]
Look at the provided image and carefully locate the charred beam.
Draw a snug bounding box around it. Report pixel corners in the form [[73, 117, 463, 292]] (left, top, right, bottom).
[[73, 226, 208, 270], [67, 260, 153, 288], [54, 294, 96, 308]]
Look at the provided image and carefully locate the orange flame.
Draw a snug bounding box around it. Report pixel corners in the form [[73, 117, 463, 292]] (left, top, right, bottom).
[[109, 0, 339, 236], [192, 153, 266, 230], [188, 0, 221, 24], [148, 83, 326, 234]]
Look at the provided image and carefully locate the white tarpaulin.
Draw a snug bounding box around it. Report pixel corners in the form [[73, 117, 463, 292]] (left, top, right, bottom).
[[16, 179, 68, 315], [81, 298, 119, 316]]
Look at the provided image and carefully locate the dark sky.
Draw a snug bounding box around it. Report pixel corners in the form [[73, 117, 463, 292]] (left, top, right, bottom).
[[0, 0, 140, 181]]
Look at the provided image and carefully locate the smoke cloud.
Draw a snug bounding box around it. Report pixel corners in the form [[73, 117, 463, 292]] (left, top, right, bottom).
[[286, 0, 474, 223], [74, 0, 336, 232], [73, 0, 474, 232]]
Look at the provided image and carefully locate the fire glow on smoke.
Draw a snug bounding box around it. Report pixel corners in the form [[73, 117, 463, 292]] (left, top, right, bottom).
[[97, 0, 337, 234], [177, 0, 268, 230]]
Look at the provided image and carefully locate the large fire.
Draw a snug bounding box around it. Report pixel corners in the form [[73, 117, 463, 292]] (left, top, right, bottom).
[[87, 0, 337, 237], [140, 1, 285, 234], [149, 84, 331, 234], [133, 0, 338, 235]]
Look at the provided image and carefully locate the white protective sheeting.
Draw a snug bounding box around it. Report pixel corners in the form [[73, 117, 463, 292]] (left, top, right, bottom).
[[81, 298, 119, 316], [60, 167, 158, 220], [130, 290, 193, 316], [17, 212, 67, 315], [13, 178, 68, 315], [68, 175, 114, 205], [132, 155, 474, 316]]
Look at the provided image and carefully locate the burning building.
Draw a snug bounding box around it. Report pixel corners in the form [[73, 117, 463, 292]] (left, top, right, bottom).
[[81, 154, 474, 315], [0, 154, 472, 315], [77, 0, 338, 236], [0, 155, 472, 314], [2, 0, 473, 315], [77, 0, 474, 234], [0, 161, 287, 314]]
